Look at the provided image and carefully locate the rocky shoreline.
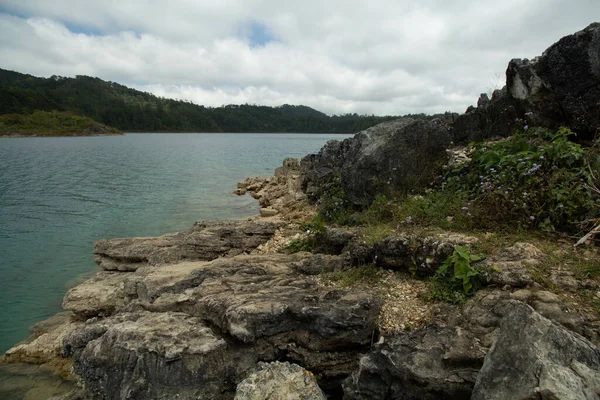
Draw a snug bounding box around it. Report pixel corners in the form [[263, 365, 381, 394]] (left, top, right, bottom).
[[2, 22, 600, 400]]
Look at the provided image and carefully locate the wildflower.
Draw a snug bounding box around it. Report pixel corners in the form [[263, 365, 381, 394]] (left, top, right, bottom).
[[405, 216, 412, 223], [461, 206, 468, 211], [529, 216, 535, 221], [467, 212, 472, 217], [524, 125, 529, 130]]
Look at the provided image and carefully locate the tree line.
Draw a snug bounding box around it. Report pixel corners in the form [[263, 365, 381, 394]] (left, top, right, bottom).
[[0, 68, 436, 133]]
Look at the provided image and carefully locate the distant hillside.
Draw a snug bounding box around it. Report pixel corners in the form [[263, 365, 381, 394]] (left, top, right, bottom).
[[0, 110, 122, 137], [0, 69, 405, 133]]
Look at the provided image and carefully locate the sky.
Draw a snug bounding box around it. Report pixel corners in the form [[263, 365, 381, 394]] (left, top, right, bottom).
[[0, 1, 598, 116]]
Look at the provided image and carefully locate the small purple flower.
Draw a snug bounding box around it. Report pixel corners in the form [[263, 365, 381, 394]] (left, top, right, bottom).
[[529, 216, 535, 221], [461, 206, 469, 211], [524, 125, 529, 130], [405, 216, 412, 223], [467, 212, 472, 217]]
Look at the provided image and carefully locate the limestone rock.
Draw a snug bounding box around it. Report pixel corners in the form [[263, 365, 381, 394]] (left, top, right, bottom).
[[61, 253, 381, 398], [301, 118, 451, 207], [237, 158, 307, 217], [259, 207, 278, 217], [452, 23, 600, 143], [507, 23, 600, 137], [235, 361, 326, 400], [472, 304, 600, 400], [62, 272, 128, 318], [347, 232, 479, 275], [94, 220, 284, 271], [3, 312, 82, 378], [343, 325, 485, 399]]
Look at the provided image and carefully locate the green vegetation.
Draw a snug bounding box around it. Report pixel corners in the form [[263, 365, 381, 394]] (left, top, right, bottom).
[[327, 263, 383, 287], [443, 127, 599, 233], [307, 127, 600, 305], [321, 127, 600, 236], [0, 110, 121, 137], [286, 218, 326, 253], [0, 68, 421, 133]]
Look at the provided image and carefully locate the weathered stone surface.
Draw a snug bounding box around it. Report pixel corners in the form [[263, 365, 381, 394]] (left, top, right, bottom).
[[94, 220, 284, 271], [59, 253, 380, 398], [507, 23, 600, 137], [347, 232, 479, 275], [301, 118, 451, 207], [3, 312, 82, 378], [452, 23, 600, 143], [237, 158, 307, 217], [343, 325, 485, 399], [64, 311, 250, 400], [472, 304, 600, 400], [235, 361, 326, 400], [452, 87, 518, 144], [62, 272, 128, 318], [312, 227, 356, 255]]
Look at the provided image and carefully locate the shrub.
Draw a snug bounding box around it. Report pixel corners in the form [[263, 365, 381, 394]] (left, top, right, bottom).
[[443, 127, 598, 233]]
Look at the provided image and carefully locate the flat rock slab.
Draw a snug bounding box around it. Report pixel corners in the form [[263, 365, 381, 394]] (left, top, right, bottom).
[[94, 220, 285, 271]]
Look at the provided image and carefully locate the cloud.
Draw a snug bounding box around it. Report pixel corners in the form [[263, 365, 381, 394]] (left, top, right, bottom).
[[0, 0, 598, 115]]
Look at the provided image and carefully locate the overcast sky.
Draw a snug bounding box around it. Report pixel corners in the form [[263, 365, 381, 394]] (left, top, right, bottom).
[[0, 1, 598, 116]]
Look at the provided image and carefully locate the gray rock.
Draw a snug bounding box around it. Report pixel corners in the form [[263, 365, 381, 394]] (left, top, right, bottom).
[[343, 325, 485, 399], [235, 361, 326, 400], [347, 232, 479, 275], [301, 118, 451, 207], [61, 253, 381, 398], [472, 304, 600, 400], [94, 220, 284, 271], [452, 23, 600, 143], [259, 207, 278, 217], [451, 86, 518, 144], [507, 23, 600, 137]]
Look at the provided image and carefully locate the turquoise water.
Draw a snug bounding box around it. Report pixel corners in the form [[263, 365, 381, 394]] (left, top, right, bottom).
[[0, 133, 350, 353]]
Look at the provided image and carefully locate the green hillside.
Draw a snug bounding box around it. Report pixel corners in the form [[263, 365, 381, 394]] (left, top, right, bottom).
[[0, 69, 402, 133], [0, 110, 122, 137]]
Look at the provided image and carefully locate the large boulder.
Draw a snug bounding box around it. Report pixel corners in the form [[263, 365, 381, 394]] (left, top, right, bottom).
[[301, 118, 451, 207], [343, 325, 485, 399], [472, 304, 600, 400], [507, 22, 600, 137], [452, 22, 600, 143], [235, 361, 326, 400]]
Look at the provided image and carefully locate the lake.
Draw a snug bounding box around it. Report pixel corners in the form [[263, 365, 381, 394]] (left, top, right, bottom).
[[0, 132, 351, 354]]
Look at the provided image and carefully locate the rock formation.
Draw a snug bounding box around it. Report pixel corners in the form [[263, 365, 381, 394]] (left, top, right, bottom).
[[235, 361, 327, 400], [452, 22, 600, 144], [301, 118, 451, 207]]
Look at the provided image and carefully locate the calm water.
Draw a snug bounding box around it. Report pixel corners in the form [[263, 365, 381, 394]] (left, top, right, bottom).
[[0, 133, 350, 354]]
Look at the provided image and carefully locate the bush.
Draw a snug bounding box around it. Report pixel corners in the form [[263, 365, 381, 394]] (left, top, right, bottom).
[[443, 127, 598, 233]]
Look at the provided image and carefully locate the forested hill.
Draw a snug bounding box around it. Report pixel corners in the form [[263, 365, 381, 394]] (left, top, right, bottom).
[[0, 68, 413, 133]]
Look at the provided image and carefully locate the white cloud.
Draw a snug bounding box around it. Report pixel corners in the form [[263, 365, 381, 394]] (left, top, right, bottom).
[[0, 0, 598, 115]]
